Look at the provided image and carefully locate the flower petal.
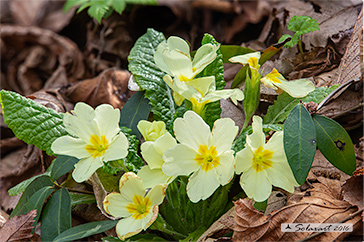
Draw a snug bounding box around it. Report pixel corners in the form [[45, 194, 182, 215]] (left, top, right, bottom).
[[246, 116, 265, 150], [213, 151, 235, 185], [173, 111, 211, 149], [141, 142, 164, 169], [234, 146, 254, 174], [163, 49, 193, 79], [72, 156, 103, 183], [94, 104, 121, 140], [141, 205, 158, 230], [103, 132, 129, 161], [103, 192, 131, 218], [240, 168, 272, 202], [187, 76, 215, 97], [162, 144, 200, 176], [138, 166, 175, 188], [119, 173, 145, 201], [115, 216, 143, 240], [187, 169, 220, 203], [167, 36, 190, 55], [229, 52, 261, 66], [51, 136, 89, 159], [63, 108, 98, 142], [267, 163, 298, 193], [146, 183, 167, 205], [211, 118, 238, 154], [202, 89, 244, 104], [274, 78, 315, 98], [192, 43, 218, 74]]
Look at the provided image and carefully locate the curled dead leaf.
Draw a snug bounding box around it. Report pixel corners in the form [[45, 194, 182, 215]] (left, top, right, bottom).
[[0, 209, 36, 242], [343, 166, 363, 211], [233, 177, 362, 241]]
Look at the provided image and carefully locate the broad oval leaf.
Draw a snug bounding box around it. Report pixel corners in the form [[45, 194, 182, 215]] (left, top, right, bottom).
[[53, 220, 119, 242], [70, 193, 96, 207], [283, 104, 316, 185], [119, 91, 151, 139], [313, 115, 356, 175], [51, 155, 79, 181], [10, 176, 54, 217], [41, 188, 71, 241], [0, 90, 67, 155]]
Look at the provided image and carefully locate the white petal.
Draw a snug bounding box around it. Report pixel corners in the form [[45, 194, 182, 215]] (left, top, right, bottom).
[[264, 131, 286, 163], [275, 79, 315, 98], [211, 118, 238, 154], [115, 216, 143, 240], [119, 173, 145, 201], [162, 144, 199, 176], [51, 136, 89, 159], [234, 147, 254, 174], [240, 168, 272, 202], [246, 116, 265, 150], [267, 163, 298, 193], [63, 111, 98, 142], [192, 44, 218, 74], [146, 183, 167, 205], [154, 132, 177, 153], [141, 142, 163, 169], [94, 104, 121, 141], [173, 111, 211, 149], [213, 151, 235, 185], [103, 192, 131, 218], [187, 76, 215, 97], [167, 36, 190, 55], [229, 52, 261, 65], [128, 75, 140, 91], [163, 49, 193, 79], [103, 132, 129, 161], [154, 42, 172, 75], [187, 169, 220, 203], [72, 156, 103, 183], [138, 166, 175, 188]]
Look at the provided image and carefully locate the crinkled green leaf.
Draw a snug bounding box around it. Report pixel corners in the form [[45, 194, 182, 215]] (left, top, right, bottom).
[[128, 28, 184, 131], [111, 0, 126, 14], [264, 85, 338, 124], [8, 162, 53, 196], [41, 188, 71, 241], [63, 0, 89, 12], [288, 15, 320, 36], [313, 115, 356, 175], [198, 33, 225, 127], [53, 220, 119, 242], [0, 90, 67, 155], [284, 104, 316, 185], [87, 0, 110, 23], [121, 127, 143, 173], [70, 193, 96, 207], [10, 176, 54, 217], [119, 91, 151, 139], [51, 155, 79, 181]]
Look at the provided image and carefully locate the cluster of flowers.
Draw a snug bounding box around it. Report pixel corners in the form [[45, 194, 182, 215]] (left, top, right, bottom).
[[51, 36, 314, 240]]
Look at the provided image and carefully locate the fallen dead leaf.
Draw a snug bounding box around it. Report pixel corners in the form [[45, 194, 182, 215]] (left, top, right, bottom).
[[342, 166, 363, 211], [0, 209, 36, 242], [232, 177, 362, 241], [65, 68, 134, 109]]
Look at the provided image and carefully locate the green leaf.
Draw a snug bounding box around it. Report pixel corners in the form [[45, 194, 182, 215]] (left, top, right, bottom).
[[128, 28, 183, 130], [8, 162, 53, 196], [0, 90, 68, 155], [313, 115, 356, 175], [264, 86, 339, 124], [119, 91, 151, 139], [53, 220, 119, 242], [51, 155, 79, 181], [220, 45, 255, 63], [70, 193, 96, 207], [87, 0, 111, 23], [254, 199, 267, 212], [120, 127, 144, 173], [63, 0, 89, 12], [242, 70, 261, 128], [288, 15, 320, 36], [10, 176, 54, 217], [25, 186, 55, 229], [198, 33, 225, 127], [231, 65, 249, 89], [41, 188, 71, 241], [278, 34, 292, 45], [283, 104, 316, 185], [111, 0, 126, 14]]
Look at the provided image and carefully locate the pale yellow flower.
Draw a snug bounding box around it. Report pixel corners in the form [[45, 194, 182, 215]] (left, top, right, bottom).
[[234, 116, 299, 202], [162, 111, 238, 203], [137, 120, 167, 141], [51, 103, 129, 183], [103, 172, 167, 240]]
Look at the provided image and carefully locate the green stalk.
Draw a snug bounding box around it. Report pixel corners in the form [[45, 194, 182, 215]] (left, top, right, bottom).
[[298, 35, 304, 57]]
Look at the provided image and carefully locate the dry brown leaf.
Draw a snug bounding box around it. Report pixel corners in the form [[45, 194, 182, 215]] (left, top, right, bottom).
[[342, 167, 364, 211], [232, 177, 362, 241], [0, 209, 36, 242], [1, 25, 85, 95], [65, 68, 134, 109]]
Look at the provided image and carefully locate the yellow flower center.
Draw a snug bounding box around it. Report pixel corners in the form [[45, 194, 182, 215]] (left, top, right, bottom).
[[85, 134, 109, 158], [179, 75, 191, 82], [248, 57, 260, 70], [126, 195, 152, 220], [266, 69, 282, 84], [190, 98, 209, 115], [195, 145, 220, 172], [252, 146, 273, 172]]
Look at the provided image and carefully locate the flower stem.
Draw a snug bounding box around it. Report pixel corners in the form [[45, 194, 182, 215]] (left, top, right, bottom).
[[298, 35, 304, 57]]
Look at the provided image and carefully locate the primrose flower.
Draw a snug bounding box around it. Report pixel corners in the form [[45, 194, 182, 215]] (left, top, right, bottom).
[[103, 172, 167, 240], [261, 68, 315, 98], [51, 103, 129, 183], [163, 75, 244, 115], [138, 131, 177, 188], [154, 36, 219, 83], [229, 52, 261, 71], [234, 116, 299, 202], [162, 111, 238, 203], [137, 120, 167, 141]]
